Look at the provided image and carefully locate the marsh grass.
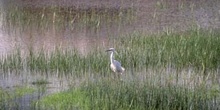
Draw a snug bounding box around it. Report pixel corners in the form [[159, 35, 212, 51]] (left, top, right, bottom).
[[83, 80, 218, 110], [0, 30, 219, 109], [1, 1, 220, 109], [0, 29, 216, 109], [0, 29, 219, 74], [3, 5, 136, 33], [35, 76, 219, 110], [1, 4, 220, 109], [117, 29, 220, 72]]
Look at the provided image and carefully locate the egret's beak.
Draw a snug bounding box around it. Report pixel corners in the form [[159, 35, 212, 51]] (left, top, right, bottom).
[[105, 49, 111, 52]]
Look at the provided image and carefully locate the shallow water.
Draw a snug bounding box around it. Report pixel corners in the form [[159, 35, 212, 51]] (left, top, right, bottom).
[[0, 70, 71, 109]]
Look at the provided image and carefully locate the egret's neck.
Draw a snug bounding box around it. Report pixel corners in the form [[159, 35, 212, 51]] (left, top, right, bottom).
[[110, 52, 114, 64]]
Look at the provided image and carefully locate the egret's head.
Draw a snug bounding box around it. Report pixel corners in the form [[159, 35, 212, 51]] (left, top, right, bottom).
[[106, 48, 115, 52], [106, 48, 118, 54]]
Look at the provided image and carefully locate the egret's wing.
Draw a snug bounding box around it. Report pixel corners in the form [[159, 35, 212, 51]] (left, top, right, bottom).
[[113, 60, 121, 66], [113, 60, 124, 73]]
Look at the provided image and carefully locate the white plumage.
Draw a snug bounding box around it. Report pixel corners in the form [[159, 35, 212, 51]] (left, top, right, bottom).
[[106, 48, 125, 74]]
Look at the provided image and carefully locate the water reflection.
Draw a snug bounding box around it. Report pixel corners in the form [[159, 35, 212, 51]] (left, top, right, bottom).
[[0, 70, 69, 92]]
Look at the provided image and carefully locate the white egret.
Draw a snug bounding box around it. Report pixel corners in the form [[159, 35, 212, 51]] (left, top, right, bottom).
[[106, 48, 125, 75]]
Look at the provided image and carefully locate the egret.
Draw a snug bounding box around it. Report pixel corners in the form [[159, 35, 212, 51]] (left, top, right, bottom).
[[106, 48, 125, 75]]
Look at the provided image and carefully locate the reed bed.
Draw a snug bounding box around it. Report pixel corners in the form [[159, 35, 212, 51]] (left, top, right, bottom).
[[2, 5, 135, 33], [35, 74, 219, 110], [0, 29, 220, 109], [0, 29, 220, 73]]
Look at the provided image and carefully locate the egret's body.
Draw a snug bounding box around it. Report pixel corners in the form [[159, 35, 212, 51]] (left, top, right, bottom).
[[106, 48, 125, 74]]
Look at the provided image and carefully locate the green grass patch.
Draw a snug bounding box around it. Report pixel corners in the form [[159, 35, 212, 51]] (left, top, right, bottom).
[[35, 89, 88, 110], [35, 78, 220, 110], [0, 88, 15, 109], [14, 86, 35, 97], [0, 86, 35, 109]]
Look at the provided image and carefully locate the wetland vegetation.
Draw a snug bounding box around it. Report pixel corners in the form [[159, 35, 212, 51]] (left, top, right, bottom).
[[1, 29, 220, 109], [0, 0, 220, 110]]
